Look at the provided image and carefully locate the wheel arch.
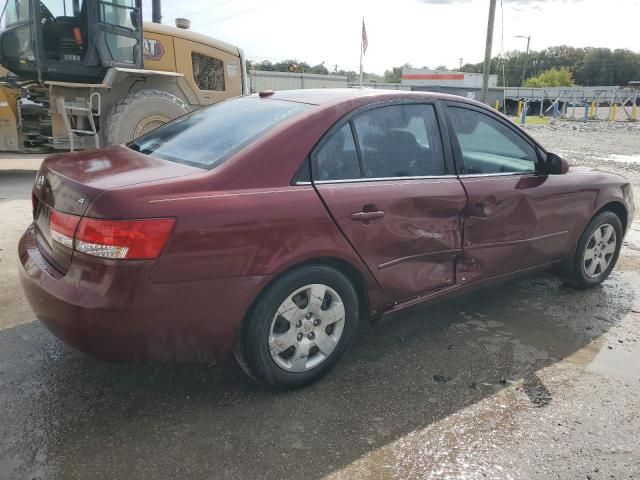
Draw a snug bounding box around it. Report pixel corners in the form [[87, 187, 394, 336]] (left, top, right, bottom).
[[596, 201, 628, 233], [235, 256, 372, 349], [558, 199, 628, 281]]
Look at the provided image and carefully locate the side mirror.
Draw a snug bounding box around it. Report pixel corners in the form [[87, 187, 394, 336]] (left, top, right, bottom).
[[545, 152, 569, 175]]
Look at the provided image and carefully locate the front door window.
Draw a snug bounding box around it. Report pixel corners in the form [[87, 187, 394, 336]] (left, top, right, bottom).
[[448, 106, 538, 175]]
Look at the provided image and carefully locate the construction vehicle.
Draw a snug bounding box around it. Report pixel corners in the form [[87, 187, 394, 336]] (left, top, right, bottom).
[[0, 0, 247, 151]]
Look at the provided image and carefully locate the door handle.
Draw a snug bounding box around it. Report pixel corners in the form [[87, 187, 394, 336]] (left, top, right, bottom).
[[475, 197, 502, 210], [350, 211, 385, 221]]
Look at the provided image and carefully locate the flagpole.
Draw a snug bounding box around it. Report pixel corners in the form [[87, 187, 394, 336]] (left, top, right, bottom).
[[359, 17, 364, 88]]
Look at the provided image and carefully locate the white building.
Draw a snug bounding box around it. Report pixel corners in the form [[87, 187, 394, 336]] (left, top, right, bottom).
[[401, 68, 498, 88]]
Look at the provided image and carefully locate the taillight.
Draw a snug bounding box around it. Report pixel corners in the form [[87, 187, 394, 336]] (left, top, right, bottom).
[[49, 211, 175, 260], [50, 211, 81, 249], [75, 218, 175, 259]]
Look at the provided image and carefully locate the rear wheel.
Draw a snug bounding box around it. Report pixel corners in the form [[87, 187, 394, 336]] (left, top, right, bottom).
[[234, 266, 359, 389], [104, 89, 191, 145], [564, 211, 623, 288]]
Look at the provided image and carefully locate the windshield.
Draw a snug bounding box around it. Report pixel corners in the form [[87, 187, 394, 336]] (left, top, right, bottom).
[[130, 97, 313, 169], [1, 1, 34, 61], [3, 0, 30, 27]]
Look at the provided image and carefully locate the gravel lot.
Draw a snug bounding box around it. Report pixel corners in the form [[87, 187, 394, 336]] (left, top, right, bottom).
[[0, 121, 639, 479]]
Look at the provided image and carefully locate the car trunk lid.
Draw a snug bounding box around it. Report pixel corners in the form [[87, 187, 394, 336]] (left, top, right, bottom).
[[32, 146, 202, 273]]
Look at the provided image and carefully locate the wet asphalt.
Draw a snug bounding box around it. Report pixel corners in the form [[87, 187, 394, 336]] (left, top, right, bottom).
[[2, 161, 640, 479]]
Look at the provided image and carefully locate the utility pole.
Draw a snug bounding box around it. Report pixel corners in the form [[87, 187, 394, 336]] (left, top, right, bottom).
[[481, 0, 496, 104], [516, 35, 532, 87], [459, 57, 463, 70]]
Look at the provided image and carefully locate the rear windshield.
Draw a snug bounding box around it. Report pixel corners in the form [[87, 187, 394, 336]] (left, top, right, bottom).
[[129, 97, 313, 169]]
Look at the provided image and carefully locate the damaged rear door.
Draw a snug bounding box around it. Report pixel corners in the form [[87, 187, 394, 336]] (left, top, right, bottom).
[[445, 102, 576, 284], [311, 101, 467, 304]]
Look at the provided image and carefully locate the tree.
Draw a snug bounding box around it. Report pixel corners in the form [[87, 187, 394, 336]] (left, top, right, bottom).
[[383, 67, 402, 83], [435, 65, 448, 71], [383, 63, 413, 83], [524, 68, 575, 87], [310, 63, 329, 75], [461, 45, 640, 87]]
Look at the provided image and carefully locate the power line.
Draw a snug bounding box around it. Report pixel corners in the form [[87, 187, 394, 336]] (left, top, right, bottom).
[[193, 0, 282, 29], [185, 0, 235, 18]]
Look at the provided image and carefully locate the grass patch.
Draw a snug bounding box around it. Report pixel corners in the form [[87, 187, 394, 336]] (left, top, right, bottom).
[[510, 116, 550, 126]]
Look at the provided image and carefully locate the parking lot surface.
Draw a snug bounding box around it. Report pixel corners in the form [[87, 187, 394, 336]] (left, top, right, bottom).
[[1, 127, 639, 479]]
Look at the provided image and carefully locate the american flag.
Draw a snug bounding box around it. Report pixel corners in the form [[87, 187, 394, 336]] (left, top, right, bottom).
[[362, 19, 368, 55]]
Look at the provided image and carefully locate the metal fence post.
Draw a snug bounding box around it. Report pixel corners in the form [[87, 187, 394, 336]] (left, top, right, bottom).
[[521, 100, 528, 126], [583, 101, 589, 124]]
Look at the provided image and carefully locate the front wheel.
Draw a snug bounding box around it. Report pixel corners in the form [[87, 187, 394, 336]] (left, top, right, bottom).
[[564, 211, 623, 288], [234, 266, 359, 389]]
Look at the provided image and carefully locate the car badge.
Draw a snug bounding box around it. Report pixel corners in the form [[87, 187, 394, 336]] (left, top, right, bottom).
[[77, 198, 85, 205], [35, 175, 45, 190]]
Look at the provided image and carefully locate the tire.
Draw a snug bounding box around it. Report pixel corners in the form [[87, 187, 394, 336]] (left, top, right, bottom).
[[104, 89, 191, 145], [564, 211, 623, 289], [234, 265, 359, 389]]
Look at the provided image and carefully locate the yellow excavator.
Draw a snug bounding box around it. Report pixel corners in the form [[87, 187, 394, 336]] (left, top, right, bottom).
[[0, 0, 247, 151]]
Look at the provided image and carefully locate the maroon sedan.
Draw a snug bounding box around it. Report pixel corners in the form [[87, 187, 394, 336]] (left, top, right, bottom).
[[19, 89, 633, 388]]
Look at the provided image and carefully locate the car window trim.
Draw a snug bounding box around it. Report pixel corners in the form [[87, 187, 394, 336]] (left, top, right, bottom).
[[305, 99, 450, 185], [349, 120, 366, 177], [443, 100, 546, 177], [434, 101, 457, 175], [456, 171, 546, 179], [313, 174, 460, 185]]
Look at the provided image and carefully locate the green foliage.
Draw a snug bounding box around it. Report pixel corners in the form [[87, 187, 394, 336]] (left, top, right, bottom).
[[461, 46, 640, 87], [524, 68, 575, 87], [383, 66, 403, 83], [247, 59, 362, 80], [383, 63, 413, 83], [246, 59, 332, 75]]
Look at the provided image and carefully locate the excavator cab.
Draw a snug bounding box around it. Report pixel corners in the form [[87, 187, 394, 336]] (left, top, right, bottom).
[[0, 0, 143, 82]]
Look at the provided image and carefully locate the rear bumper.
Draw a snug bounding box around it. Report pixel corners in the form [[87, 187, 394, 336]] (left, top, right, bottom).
[[19, 225, 270, 363]]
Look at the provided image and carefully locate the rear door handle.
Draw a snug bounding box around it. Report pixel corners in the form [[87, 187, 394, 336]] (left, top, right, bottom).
[[350, 211, 385, 221]]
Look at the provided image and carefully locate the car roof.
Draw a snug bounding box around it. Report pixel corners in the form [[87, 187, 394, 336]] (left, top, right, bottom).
[[254, 88, 476, 107]]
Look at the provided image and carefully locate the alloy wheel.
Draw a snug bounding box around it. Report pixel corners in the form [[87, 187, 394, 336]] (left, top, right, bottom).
[[583, 223, 617, 279], [268, 284, 346, 372]]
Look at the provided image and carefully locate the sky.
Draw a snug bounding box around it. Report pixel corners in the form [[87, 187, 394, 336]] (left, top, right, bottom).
[[143, 0, 640, 74]]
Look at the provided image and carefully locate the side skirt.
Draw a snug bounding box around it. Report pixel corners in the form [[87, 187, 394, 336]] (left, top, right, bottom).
[[372, 260, 561, 322]]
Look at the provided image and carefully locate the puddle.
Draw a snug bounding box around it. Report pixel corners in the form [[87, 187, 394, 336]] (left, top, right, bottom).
[[566, 334, 640, 384], [586, 338, 640, 383], [623, 222, 640, 251]]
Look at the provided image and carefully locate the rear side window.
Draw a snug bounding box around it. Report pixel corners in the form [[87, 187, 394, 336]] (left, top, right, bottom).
[[192, 52, 225, 91], [130, 97, 312, 169], [448, 106, 538, 174], [314, 123, 361, 181], [353, 104, 445, 178]]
